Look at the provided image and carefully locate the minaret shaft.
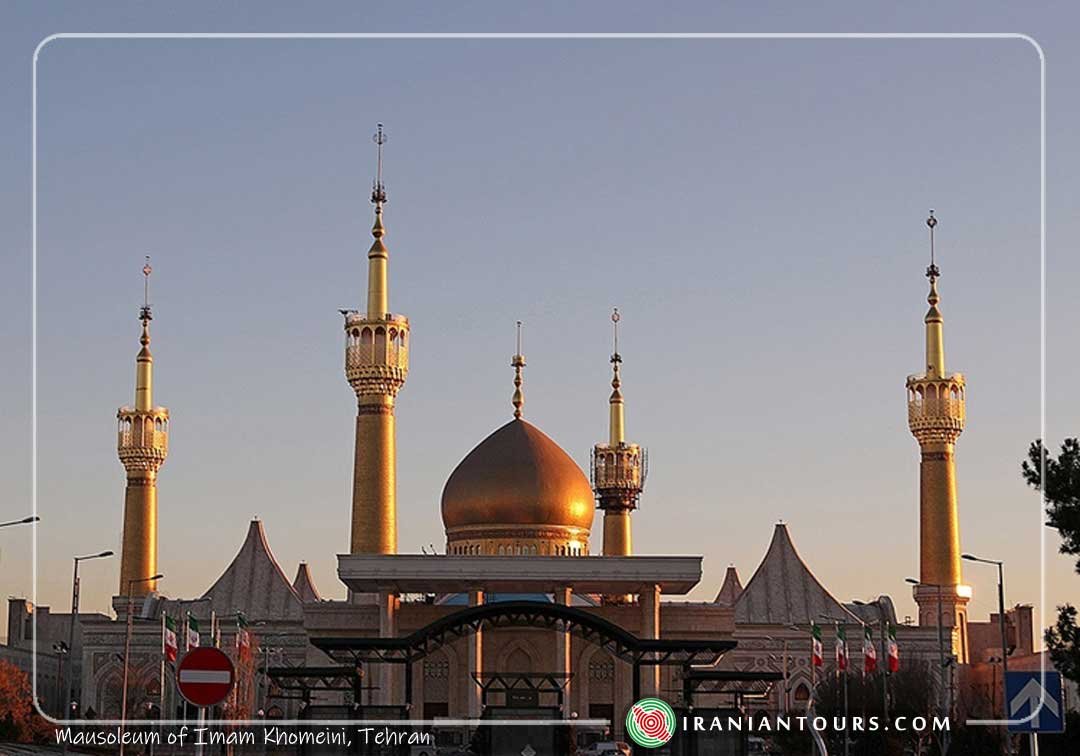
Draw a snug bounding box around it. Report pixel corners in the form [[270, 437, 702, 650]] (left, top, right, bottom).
[[601, 507, 632, 556], [119, 473, 158, 594], [351, 397, 398, 554], [919, 442, 962, 586]]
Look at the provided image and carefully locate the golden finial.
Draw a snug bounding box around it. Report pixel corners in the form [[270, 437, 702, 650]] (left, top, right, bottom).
[[608, 308, 625, 445], [139, 257, 153, 345], [371, 123, 387, 208], [922, 212, 945, 376], [925, 210, 939, 281], [610, 308, 622, 394], [925, 211, 941, 307], [511, 321, 525, 419]]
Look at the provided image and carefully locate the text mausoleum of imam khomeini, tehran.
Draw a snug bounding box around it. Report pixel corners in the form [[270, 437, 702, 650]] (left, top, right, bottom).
[[7, 127, 1049, 751]]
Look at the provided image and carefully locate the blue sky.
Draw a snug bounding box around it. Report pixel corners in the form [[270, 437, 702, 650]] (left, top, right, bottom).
[[1, 3, 1077, 641]]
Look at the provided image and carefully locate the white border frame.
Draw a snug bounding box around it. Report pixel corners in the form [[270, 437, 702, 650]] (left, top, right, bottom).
[[29, 32, 1047, 731]]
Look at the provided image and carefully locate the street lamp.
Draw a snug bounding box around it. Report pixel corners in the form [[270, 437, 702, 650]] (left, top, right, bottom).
[[962, 553, 1011, 756], [0, 515, 40, 528], [120, 574, 163, 756], [63, 550, 114, 720], [962, 555, 1010, 687]]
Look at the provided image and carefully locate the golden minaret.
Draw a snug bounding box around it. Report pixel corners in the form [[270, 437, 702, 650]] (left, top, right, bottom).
[[906, 212, 970, 661], [344, 124, 409, 554], [116, 259, 168, 597], [591, 309, 646, 559]]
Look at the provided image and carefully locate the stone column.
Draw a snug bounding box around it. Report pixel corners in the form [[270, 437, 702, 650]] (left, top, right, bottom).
[[467, 590, 484, 717], [640, 584, 661, 696], [555, 586, 573, 716], [377, 591, 398, 706]]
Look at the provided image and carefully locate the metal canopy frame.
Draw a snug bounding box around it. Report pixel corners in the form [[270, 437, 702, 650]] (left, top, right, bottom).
[[473, 672, 573, 693], [681, 669, 784, 701], [267, 666, 361, 695], [312, 600, 736, 667]]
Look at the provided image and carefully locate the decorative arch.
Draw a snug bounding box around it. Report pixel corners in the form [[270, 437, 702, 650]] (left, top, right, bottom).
[[495, 638, 543, 674]]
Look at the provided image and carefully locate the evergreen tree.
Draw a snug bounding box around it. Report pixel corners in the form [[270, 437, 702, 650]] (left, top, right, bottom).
[[1022, 438, 1080, 682]]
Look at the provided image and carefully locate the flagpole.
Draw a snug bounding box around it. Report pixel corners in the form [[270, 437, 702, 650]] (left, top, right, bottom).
[[159, 612, 166, 717], [881, 619, 888, 725]]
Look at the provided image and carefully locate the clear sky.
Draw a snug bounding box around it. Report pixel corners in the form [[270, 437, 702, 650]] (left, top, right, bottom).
[[1, 2, 1077, 643]]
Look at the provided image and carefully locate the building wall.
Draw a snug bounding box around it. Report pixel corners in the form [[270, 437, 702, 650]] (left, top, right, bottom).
[[0, 597, 108, 716]]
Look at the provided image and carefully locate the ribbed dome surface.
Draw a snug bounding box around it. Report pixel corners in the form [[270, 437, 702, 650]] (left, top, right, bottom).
[[441, 419, 595, 532]]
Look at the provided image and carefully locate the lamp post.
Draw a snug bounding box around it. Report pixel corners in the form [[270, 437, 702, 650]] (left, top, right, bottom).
[[63, 550, 114, 721], [963, 553, 1011, 755], [763, 629, 800, 714], [0, 515, 39, 528], [907, 578, 952, 756], [853, 599, 891, 724], [52, 642, 69, 716], [119, 573, 163, 756]]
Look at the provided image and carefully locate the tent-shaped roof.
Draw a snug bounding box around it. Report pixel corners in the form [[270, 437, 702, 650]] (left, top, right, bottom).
[[714, 566, 744, 606], [200, 519, 303, 621], [292, 562, 322, 603], [734, 524, 861, 625]]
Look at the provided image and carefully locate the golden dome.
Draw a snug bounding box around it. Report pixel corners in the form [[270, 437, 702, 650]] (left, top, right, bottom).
[[442, 418, 595, 555]]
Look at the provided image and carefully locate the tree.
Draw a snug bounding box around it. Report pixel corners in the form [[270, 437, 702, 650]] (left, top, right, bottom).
[[1022, 438, 1080, 683], [1022, 438, 1080, 571], [0, 660, 54, 744]]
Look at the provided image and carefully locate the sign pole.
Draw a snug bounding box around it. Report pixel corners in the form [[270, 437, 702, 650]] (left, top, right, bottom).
[[1028, 733, 1037, 756], [195, 707, 205, 756]]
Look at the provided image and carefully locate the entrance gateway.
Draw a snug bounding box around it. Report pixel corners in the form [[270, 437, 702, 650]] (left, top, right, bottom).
[[270, 600, 778, 755]]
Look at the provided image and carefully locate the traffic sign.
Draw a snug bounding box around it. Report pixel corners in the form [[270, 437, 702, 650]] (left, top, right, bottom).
[[176, 646, 235, 708], [1006, 671, 1065, 733]]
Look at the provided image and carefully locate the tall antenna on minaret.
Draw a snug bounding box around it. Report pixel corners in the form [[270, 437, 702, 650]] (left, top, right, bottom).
[[141, 256, 153, 322], [926, 210, 939, 280], [371, 123, 387, 206]]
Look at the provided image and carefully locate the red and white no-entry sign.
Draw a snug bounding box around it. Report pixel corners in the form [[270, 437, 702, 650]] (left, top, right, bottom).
[[176, 647, 235, 707]]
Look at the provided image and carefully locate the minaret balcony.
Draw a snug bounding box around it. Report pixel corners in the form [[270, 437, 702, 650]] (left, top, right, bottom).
[[590, 443, 647, 493], [117, 407, 169, 468], [344, 314, 410, 381], [906, 373, 965, 438]]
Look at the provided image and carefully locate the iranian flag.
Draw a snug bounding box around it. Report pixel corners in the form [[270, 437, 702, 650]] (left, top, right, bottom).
[[236, 612, 251, 659], [835, 625, 848, 671], [887, 625, 900, 673], [863, 626, 878, 674], [811, 622, 823, 667], [187, 615, 200, 650], [163, 615, 178, 663]]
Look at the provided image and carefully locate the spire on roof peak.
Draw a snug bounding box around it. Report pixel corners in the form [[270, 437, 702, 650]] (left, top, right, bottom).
[[714, 565, 744, 607]]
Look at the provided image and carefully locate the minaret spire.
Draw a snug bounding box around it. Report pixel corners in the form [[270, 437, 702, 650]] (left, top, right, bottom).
[[344, 123, 409, 560], [135, 257, 153, 411], [608, 308, 625, 444], [511, 321, 526, 419], [591, 308, 647, 575], [117, 258, 169, 601], [906, 211, 970, 662], [367, 123, 389, 319], [924, 211, 945, 379]]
